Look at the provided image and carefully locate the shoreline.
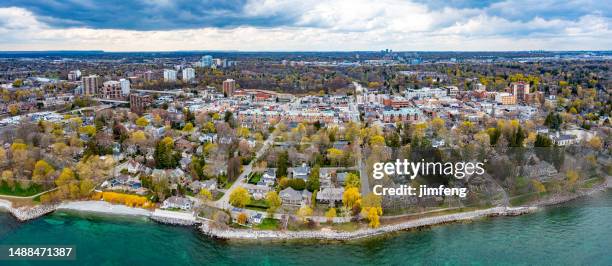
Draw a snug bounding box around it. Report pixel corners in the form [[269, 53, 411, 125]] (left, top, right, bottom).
[[199, 206, 537, 241], [1, 182, 609, 241]]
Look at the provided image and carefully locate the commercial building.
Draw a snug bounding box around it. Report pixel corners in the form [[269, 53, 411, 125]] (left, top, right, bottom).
[[67, 70, 81, 81], [495, 92, 516, 105], [130, 94, 152, 114], [223, 79, 236, 97], [511, 82, 530, 101], [182, 68, 195, 81], [100, 81, 122, 99], [163, 69, 177, 82], [120, 78, 130, 96], [82, 75, 101, 96], [201, 55, 213, 68]]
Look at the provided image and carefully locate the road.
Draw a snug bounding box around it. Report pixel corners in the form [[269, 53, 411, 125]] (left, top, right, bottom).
[[349, 83, 370, 196], [212, 127, 279, 209]]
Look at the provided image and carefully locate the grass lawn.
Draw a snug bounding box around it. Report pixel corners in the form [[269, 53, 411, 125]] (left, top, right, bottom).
[[246, 198, 269, 211], [330, 222, 362, 232], [247, 172, 262, 184], [581, 177, 604, 189], [255, 218, 279, 230], [213, 191, 225, 201], [0, 182, 45, 197], [509, 192, 541, 206]]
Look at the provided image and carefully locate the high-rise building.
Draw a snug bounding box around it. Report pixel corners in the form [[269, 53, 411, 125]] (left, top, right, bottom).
[[182, 68, 195, 81], [120, 78, 130, 96], [223, 79, 236, 97], [201, 55, 213, 68], [82, 75, 101, 96], [163, 69, 177, 82], [511, 82, 530, 101], [100, 81, 122, 99], [130, 94, 152, 114], [67, 69, 81, 81], [143, 70, 153, 82]]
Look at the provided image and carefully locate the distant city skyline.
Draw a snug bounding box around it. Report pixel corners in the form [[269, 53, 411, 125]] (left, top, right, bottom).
[[0, 0, 610, 51]]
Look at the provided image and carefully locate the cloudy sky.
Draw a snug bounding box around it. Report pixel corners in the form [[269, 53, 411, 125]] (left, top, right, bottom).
[[0, 0, 610, 51]]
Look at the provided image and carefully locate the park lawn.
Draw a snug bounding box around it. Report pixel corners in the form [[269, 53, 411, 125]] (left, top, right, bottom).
[[255, 218, 279, 230], [0, 182, 45, 197]]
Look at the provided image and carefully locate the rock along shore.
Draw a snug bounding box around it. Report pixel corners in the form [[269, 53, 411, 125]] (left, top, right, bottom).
[[199, 206, 537, 241], [0, 200, 58, 222]]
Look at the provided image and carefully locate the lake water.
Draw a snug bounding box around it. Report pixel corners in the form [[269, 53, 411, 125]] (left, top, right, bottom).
[[1, 191, 611, 265]]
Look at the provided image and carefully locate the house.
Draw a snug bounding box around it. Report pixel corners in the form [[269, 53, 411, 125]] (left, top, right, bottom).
[[551, 134, 578, 146], [432, 139, 445, 148], [290, 163, 310, 180], [249, 213, 263, 224], [336, 172, 349, 185], [279, 187, 311, 206], [179, 156, 192, 170], [319, 168, 335, 188], [261, 168, 277, 186], [175, 138, 195, 153], [199, 133, 217, 143], [242, 184, 271, 200], [189, 180, 216, 193], [161, 196, 193, 210], [316, 187, 344, 205]]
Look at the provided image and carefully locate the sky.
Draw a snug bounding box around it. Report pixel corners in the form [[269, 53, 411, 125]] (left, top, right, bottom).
[[0, 0, 610, 51]]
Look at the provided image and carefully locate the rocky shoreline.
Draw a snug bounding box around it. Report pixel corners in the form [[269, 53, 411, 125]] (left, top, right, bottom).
[[0, 200, 58, 222], [199, 206, 538, 241], [2, 179, 609, 241]]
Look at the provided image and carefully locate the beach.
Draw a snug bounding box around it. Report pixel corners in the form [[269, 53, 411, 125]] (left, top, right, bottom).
[[57, 201, 152, 217]]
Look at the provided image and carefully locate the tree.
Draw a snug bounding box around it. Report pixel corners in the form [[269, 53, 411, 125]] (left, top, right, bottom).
[[136, 116, 149, 127], [566, 170, 580, 187], [79, 125, 97, 136], [307, 165, 320, 192], [326, 148, 344, 166], [325, 208, 337, 223], [344, 173, 360, 189], [237, 212, 248, 225], [361, 193, 382, 228], [289, 178, 306, 190], [534, 134, 553, 147], [154, 137, 179, 169], [297, 205, 313, 221], [277, 150, 289, 178], [531, 180, 546, 195], [182, 122, 194, 132], [266, 191, 281, 215], [369, 135, 385, 146], [587, 136, 602, 150], [342, 187, 361, 209], [366, 206, 382, 228], [55, 168, 75, 187], [237, 127, 250, 138], [79, 178, 95, 197], [32, 160, 55, 186], [199, 188, 213, 202], [229, 187, 251, 208]]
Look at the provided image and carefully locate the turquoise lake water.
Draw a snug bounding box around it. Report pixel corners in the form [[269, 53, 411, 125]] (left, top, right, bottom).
[[1, 191, 611, 265]]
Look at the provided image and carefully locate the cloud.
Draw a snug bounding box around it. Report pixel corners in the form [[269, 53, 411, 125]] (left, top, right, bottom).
[[0, 0, 609, 51]]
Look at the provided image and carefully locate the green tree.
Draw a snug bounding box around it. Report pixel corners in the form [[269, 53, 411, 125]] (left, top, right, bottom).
[[307, 165, 320, 192]]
